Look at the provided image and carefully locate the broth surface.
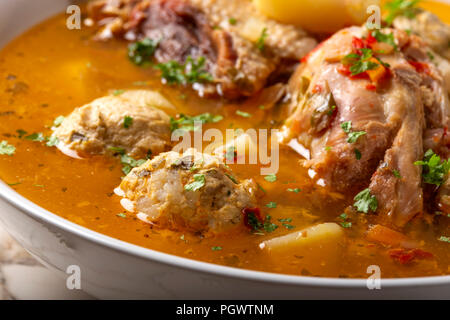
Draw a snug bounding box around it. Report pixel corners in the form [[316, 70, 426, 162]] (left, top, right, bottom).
[[0, 1, 449, 278]]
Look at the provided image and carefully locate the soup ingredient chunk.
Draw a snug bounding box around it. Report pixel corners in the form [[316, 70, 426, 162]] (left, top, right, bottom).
[[114, 148, 257, 234], [281, 27, 450, 227], [87, 0, 316, 99], [53, 90, 172, 159]]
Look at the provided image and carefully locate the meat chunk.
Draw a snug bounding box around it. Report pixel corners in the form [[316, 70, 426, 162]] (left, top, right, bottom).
[[281, 27, 449, 227], [86, 0, 316, 99], [114, 148, 257, 234], [393, 10, 450, 60], [53, 90, 173, 159]]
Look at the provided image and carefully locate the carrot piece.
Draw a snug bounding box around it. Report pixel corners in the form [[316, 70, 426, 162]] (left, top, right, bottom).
[[366, 58, 386, 83], [366, 224, 407, 247]]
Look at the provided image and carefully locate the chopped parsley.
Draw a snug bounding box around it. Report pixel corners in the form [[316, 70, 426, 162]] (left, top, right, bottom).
[[340, 121, 366, 143], [342, 48, 379, 76], [184, 174, 206, 191], [287, 188, 301, 193], [211, 246, 223, 251], [339, 213, 352, 228], [53, 115, 65, 127], [427, 51, 435, 61], [25, 132, 45, 142], [438, 236, 450, 243], [229, 17, 237, 25], [170, 113, 223, 135], [0, 141, 15, 156], [266, 201, 277, 208], [264, 174, 277, 182], [108, 146, 126, 154], [235, 110, 252, 118], [371, 30, 398, 50], [384, 0, 421, 25], [243, 209, 278, 234], [225, 173, 238, 184], [256, 27, 268, 52], [278, 218, 292, 223], [414, 149, 450, 186], [282, 223, 295, 230], [120, 154, 146, 175], [16, 129, 27, 138], [156, 56, 213, 85], [128, 38, 158, 66], [45, 136, 59, 147], [123, 116, 133, 129], [354, 148, 362, 160], [116, 213, 127, 218], [393, 169, 402, 178], [112, 89, 125, 96], [263, 215, 278, 233], [353, 188, 378, 213]]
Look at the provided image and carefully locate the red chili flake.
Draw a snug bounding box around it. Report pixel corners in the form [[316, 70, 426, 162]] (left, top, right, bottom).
[[408, 60, 431, 75], [366, 33, 377, 47], [388, 248, 434, 265], [312, 84, 323, 93], [366, 84, 377, 91], [242, 207, 263, 230], [352, 36, 367, 53]]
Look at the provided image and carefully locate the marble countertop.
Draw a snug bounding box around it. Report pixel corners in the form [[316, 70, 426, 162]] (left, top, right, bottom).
[[0, 225, 92, 300]]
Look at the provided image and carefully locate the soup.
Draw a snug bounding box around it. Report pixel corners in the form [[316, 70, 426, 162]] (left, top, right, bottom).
[[0, 0, 448, 278]]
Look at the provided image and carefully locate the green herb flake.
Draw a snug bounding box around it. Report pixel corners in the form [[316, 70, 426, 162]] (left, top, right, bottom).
[[384, 0, 421, 26], [287, 188, 301, 193], [45, 136, 59, 147], [229, 17, 237, 25], [211, 246, 223, 251], [123, 116, 133, 129], [264, 174, 277, 183], [342, 48, 380, 76], [278, 218, 292, 223], [225, 173, 238, 184], [282, 223, 295, 230], [414, 149, 450, 186], [341, 121, 352, 133], [347, 131, 366, 143], [108, 146, 126, 155], [371, 30, 398, 50], [128, 38, 158, 66], [353, 188, 378, 213], [438, 236, 450, 243], [0, 141, 15, 156], [53, 115, 65, 127], [117, 213, 127, 218], [170, 113, 223, 135], [266, 201, 277, 208], [184, 174, 206, 191], [256, 27, 268, 52], [263, 215, 278, 233], [393, 169, 402, 178], [112, 89, 125, 96], [156, 56, 213, 85], [25, 133, 45, 142], [354, 148, 362, 160], [7, 182, 21, 186], [235, 110, 252, 118], [16, 129, 27, 138]]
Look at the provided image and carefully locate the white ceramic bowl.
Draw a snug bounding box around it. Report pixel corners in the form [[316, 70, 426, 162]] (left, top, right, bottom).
[[0, 0, 449, 299]]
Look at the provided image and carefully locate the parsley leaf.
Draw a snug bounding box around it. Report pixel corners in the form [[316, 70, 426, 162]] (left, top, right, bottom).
[[438, 236, 450, 243], [25, 133, 45, 142], [287, 188, 301, 193], [225, 173, 238, 184], [128, 38, 158, 66], [235, 110, 252, 118], [371, 30, 398, 50], [184, 174, 206, 191], [263, 215, 278, 233], [354, 148, 362, 160], [0, 141, 15, 156], [342, 48, 379, 76], [266, 201, 277, 208], [120, 154, 146, 175], [256, 27, 268, 52], [414, 149, 450, 186], [384, 0, 421, 25], [353, 188, 378, 213], [264, 174, 277, 182], [45, 136, 59, 147], [156, 56, 213, 85], [170, 113, 223, 135], [341, 121, 352, 133], [347, 131, 367, 143], [211, 246, 223, 251], [53, 115, 65, 127], [393, 169, 402, 178], [123, 116, 133, 129]]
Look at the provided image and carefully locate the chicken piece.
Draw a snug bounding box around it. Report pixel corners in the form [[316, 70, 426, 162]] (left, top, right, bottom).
[[114, 148, 257, 234], [53, 90, 172, 159], [86, 0, 316, 99], [393, 10, 450, 60], [281, 26, 449, 227]]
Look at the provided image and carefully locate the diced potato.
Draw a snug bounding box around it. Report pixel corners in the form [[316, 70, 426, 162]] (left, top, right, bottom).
[[254, 0, 380, 33], [238, 17, 268, 43], [260, 222, 344, 253], [260, 222, 345, 276]]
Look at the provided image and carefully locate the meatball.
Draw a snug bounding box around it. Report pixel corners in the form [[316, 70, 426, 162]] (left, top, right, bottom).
[[114, 148, 258, 234], [53, 90, 173, 159]]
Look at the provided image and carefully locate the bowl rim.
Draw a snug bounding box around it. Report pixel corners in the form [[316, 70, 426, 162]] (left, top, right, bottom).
[[1, 182, 449, 289]]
